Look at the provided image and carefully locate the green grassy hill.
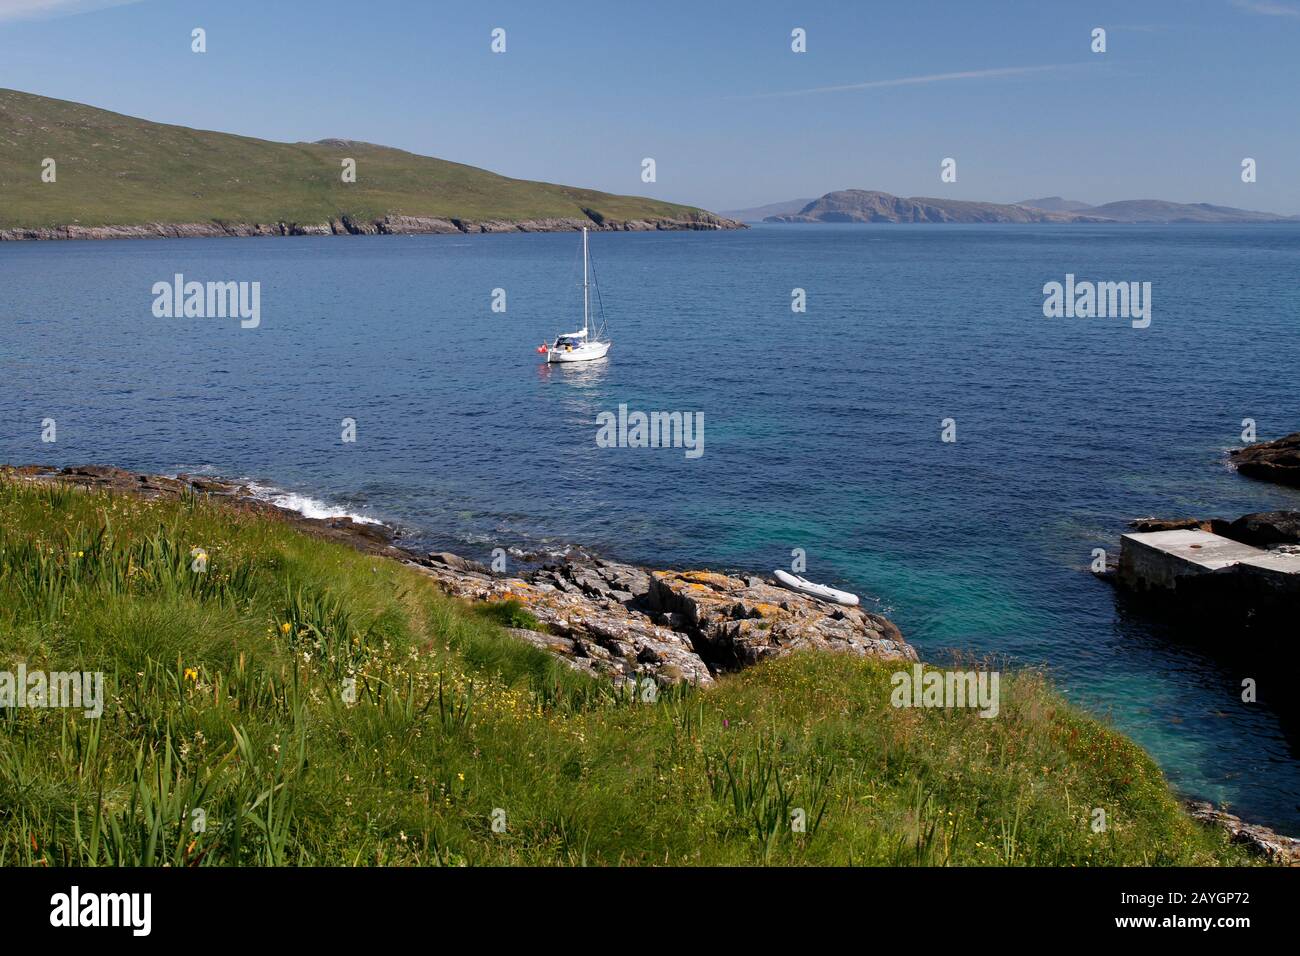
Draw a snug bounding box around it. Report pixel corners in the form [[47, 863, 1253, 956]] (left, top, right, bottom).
[[0, 477, 1253, 866], [0, 89, 729, 230]]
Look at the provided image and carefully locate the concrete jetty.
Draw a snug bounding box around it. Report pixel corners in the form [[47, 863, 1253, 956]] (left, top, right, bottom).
[[1119, 528, 1300, 591]]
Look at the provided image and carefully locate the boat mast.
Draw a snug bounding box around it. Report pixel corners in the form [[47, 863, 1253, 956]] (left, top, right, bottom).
[[582, 227, 589, 337]]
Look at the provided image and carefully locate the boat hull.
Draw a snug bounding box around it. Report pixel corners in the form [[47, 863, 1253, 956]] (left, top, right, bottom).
[[548, 341, 611, 363], [773, 569, 859, 606]]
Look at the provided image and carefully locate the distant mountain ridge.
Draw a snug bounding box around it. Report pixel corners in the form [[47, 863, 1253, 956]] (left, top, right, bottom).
[[764, 189, 1299, 225], [1016, 196, 1093, 213], [721, 198, 816, 222], [1071, 199, 1294, 223], [767, 190, 1101, 224]]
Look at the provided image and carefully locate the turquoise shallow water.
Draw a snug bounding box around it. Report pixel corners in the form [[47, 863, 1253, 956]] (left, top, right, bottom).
[[3, 223, 1298, 829]]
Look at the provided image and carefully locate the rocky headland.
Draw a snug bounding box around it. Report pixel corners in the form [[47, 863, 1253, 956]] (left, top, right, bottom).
[[0, 465, 911, 688], [0, 88, 744, 242]]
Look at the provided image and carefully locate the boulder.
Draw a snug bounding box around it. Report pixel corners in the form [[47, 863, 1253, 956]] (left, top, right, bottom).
[[1129, 517, 1215, 534], [1230, 432, 1300, 487], [426, 551, 490, 574], [1225, 511, 1300, 548], [504, 628, 601, 678], [64, 464, 135, 481]]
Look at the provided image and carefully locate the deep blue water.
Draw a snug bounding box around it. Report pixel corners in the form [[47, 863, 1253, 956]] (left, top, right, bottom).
[[3, 223, 1299, 831]]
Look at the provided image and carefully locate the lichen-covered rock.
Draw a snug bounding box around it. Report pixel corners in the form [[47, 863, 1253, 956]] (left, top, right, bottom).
[[412, 557, 714, 687], [413, 554, 918, 685], [647, 569, 916, 670]]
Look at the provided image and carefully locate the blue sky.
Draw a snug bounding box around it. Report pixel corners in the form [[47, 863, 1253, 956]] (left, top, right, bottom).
[[2, 0, 1299, 212]]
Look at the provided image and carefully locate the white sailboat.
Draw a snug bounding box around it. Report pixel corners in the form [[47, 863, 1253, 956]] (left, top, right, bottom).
[[538, 227, 612, 364]]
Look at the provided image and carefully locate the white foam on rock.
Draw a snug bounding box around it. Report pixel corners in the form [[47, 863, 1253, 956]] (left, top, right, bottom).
[[244, 482, 383, 526]]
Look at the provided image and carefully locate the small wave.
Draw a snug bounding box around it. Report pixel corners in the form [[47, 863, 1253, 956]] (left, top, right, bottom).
[[244, 482, 383, 525], [453, 536, 581, 562], [507, 543, 580, 561]]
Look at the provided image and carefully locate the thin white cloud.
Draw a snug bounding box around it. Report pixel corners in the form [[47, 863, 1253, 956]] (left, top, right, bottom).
[[736, 64, 1072, 99], [0, 0, 145, 23], [1232, 0, 1300, 18]]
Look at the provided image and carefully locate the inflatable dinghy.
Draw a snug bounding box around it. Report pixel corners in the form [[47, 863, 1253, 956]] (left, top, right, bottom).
[[773, 569, 860, 606]]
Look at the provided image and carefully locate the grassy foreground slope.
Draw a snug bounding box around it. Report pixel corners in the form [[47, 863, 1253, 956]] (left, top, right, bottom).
[[0, 89, 723, 229], [0, 479, 1250, 866]]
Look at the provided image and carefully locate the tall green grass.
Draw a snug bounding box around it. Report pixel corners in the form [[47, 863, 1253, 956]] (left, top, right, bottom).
[[0, 478, 1256, 866]]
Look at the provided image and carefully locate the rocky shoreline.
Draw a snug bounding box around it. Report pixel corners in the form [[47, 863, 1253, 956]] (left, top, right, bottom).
[[7, 462, 1297, 861], [0, 211, 745, 242], [1184, 801, 1300, 865], [0, 465, 912, 687], [1230, 431, 1300, 488]]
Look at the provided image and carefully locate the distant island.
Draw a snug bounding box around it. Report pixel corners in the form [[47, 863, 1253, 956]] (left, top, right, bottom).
[[0, 89, 742, 240], [737, 189, 1300, 225], [719, 198, 816, 222]]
